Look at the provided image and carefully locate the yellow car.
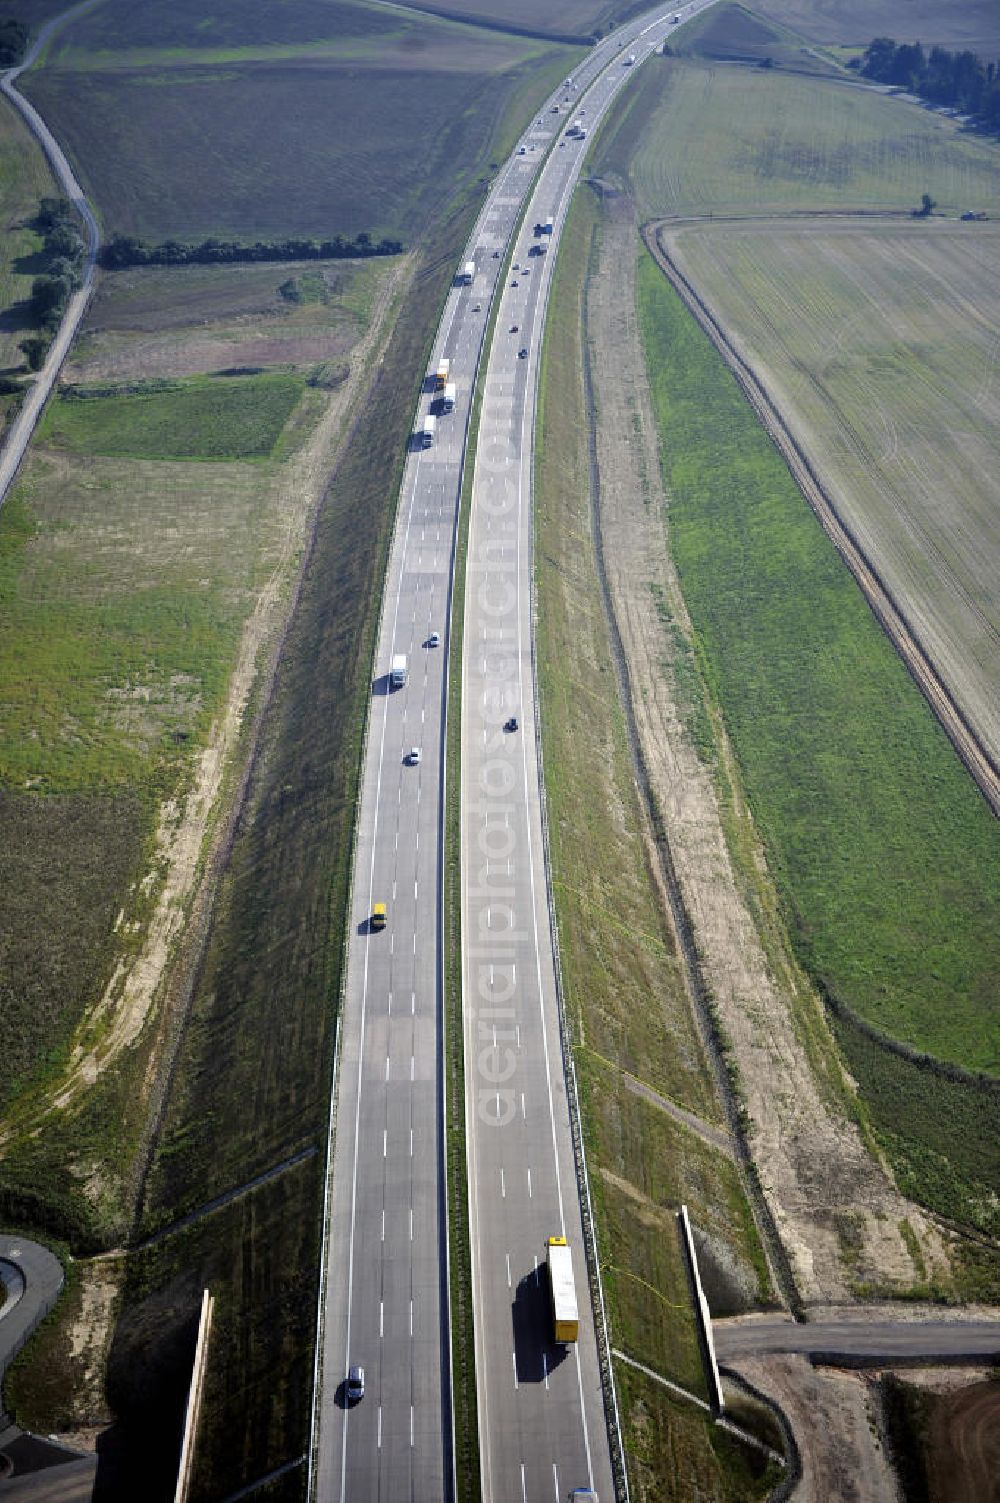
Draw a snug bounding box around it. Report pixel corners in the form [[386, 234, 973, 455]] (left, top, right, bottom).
[[372, 903, 387, 930]]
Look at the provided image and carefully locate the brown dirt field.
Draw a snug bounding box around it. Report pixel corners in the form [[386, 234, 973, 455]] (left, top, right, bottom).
[[925, 1376, 1000, 1503], [585, 186, 949, 1307], [732, 1355, 902, 1503]]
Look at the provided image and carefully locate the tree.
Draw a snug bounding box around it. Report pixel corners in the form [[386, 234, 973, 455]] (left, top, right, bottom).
[[19, 336, 48, 371], [914, 192, 936, 218]]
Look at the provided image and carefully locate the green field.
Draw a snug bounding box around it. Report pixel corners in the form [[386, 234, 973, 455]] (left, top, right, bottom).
[[662, 218, 1000, 773], [598, 44, 1000, 219], [22, 0, 576, 243], [635, 251, 1000, 1228], [0, 251, 394, 1227], [39, 373, 303, 459], [753, 0, 1000, 55], [536, 186, 775, 1496]]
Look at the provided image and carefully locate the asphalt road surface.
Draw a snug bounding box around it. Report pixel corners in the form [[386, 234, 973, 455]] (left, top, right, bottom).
[[715, 1316, 1000, 1365], [0, 1235, 64, 1392], [311, 7, 713, 1501], [459, 7, 714, 1502]]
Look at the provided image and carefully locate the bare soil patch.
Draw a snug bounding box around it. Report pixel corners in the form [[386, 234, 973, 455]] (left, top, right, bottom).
[[924, 1375, 1000, 1503], [731, 1355, 902, 1503], [584, 188, 949, 1303]]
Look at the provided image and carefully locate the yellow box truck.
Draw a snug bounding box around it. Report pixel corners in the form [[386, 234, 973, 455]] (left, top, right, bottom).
[[546, 1236, 579, 1343]]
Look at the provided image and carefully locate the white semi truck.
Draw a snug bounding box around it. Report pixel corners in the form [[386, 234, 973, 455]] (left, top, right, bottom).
[[460, 260, 475, 285], [442, 381, 456, 413], [421, 412, 436, 448]]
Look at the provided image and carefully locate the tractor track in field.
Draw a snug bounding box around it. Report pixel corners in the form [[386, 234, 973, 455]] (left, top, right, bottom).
[[644, 220, 1000, 822]]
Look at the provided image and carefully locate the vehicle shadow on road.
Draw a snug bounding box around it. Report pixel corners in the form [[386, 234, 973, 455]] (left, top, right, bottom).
[[511, 1269, 569, 1384], [371, 673, 392, 697]]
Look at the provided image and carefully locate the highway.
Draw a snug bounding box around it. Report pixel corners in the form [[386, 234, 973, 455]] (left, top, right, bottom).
[[310, 6, 713, 1500], [459, 7, 714, 1503]]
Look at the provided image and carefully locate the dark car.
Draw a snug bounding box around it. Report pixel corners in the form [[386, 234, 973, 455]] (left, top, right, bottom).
[[510, 324, 519, 333], [518, 348, 528, 359], [504, 716, 519, 732], [347, 1365, 365, 1403]]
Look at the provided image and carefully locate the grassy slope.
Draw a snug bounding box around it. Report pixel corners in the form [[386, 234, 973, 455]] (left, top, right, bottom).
[[636, 252, 1000, 1233], [583, 28, 1000, 1245], [536, 184, 774, 1500], [599, 50, 1000, 220], [0, 375, 306, 1117], [22, 0, 578, 243]]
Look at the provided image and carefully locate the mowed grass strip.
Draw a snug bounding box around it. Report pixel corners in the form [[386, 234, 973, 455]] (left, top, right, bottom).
[[38, 373, 303, 459], [636, 253, 1000, 1218], [597, 51, 1000, 219], [536, 189, 772, 1486]]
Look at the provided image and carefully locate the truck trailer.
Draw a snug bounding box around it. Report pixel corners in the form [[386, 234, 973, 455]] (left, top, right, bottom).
[[390, 654, 408, 688], [442, 381, 456, 413], [546, 1236, 579, 1343], [461, 260, 475, 285], [421, 413, 436, 448]]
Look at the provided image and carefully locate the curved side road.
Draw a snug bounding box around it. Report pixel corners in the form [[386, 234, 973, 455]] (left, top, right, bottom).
[[0, 1235, 64, 1400], [0, 0, 102, 511]]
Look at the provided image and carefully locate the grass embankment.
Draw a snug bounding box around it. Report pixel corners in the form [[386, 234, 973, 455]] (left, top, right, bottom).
[[597, 37, 1000, 220], [636, 253, 1000, 1239], [23, 0, 578, 244], [535, 187, 774, 1498]]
